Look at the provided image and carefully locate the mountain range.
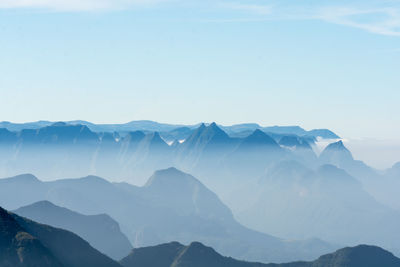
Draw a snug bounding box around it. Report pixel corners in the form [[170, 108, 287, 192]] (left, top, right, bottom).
[[0, 206, 121, 267], [0, 168, 336, 263], [2, 204, 400, 267], [13, 201, 132, 260], [0, 120, 339, 139], [229, 161, 400, 255], [120, 241, 400, 267], [0, 121, 399, 263]]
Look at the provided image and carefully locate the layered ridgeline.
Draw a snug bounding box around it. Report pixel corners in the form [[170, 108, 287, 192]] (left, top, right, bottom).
[[0, 206, 122, 267], [0, 168, 336, 264], [319, 140, 400, 211], [13, 201, 132, 260], [0, 121, 332, 182], [228, 161, 400, 255], [0, 121, 399, 259], [2, 205, 399, 267], [0, 120, 338, 139], [120, 242, 400, 267]]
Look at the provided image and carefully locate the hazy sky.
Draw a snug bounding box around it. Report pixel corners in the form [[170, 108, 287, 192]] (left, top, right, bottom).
[[0, 0, 399, 140]]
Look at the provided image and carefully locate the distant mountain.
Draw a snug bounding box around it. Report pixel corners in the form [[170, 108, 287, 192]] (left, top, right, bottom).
[[233, 160, 400, 255], [279, 136, 316, 164], [0, 169, 335, 263], [13, 201, 132, 260], [262, 126, 340, 139], [120, 241, 400, 267], [320, 141, 354, 166], [319, 140, 377, 180], [0, 206, 122, 267], [307, 129, 340, 139], [0, 121, 340, 182], [263, 126, 308, 136], [16, 123, 99, 145], [176, 123, 239, 170], [238, 129, 281, 148], [0, 120, 339, 139], [224, 130, 286, 176]]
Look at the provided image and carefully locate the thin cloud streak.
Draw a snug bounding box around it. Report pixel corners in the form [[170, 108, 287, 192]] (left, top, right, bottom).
[[0, 0, 399, 36], [0, 0, 169, 11], [316, 6, 400, 36], [217, 2, 400, 36], [219, 2, 272, 15]]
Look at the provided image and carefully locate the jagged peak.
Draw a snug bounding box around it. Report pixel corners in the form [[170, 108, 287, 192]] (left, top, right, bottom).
[[243, 129, 278, 145], [187, 122, 230, 143], [207, 122, 226, 133], [209, 122, 218, 128], [325, 140, 348, 150]]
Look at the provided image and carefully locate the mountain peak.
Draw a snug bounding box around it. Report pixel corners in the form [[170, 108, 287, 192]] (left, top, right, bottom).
[[243, 129, 278, 146], [205, 122, 228, 136], [209, 122, 218, 128], [27, 200, 56, 208], [326, 140, 347, 150], [316, 245, 400, 266], [156, 166, 182, 174], [145, 167, 194, 187], [184, 122, 231, 146], [320, 140, 354, 164]]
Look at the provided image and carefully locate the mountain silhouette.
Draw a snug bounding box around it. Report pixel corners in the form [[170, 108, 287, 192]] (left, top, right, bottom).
[[13, 201, 132, 260], [120, 241, 400, 267], [0, 170, 335, 263], [0, 206, 63, 267], [320, 141, 353, 165], [0, 206, 122, 267], [235, 160, 400, 254]]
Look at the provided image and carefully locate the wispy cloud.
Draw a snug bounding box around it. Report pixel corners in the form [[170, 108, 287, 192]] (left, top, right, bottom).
[[214, 1, 400, 37], [219, 2, 272, 15], [315, 6, 400, 36], [1, 0, 400, 36], [0, 0, 168, 11]]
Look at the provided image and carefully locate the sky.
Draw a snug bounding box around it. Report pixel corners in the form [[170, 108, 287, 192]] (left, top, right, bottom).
[[0, 0, 399, 142]]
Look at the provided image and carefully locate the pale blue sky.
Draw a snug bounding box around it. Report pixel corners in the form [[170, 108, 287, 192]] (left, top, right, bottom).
[[0, 0, 399, 140]]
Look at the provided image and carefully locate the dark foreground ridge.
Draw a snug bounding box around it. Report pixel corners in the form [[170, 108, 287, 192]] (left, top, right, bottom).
[[0, 206, 121, 267], [121, 241, 400, 267], [13, 201, 132, 260], [1, 204, 400, 267]]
